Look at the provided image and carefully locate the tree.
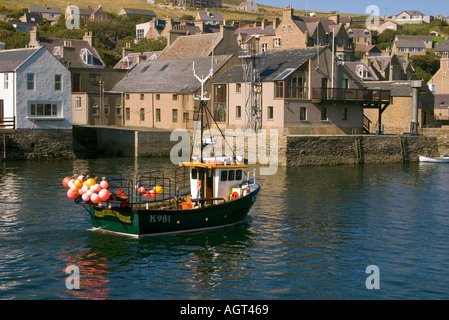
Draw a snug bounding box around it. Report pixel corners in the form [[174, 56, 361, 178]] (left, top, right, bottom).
[[410, 54, 440, 81]]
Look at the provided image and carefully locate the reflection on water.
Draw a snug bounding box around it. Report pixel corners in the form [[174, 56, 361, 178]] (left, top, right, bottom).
[[1, 159, 449, 299]]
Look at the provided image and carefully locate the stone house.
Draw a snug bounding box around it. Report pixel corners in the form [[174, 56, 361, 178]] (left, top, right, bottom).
[[109, 55, 239, 130], [245, 6, 354, 61], [368, 20, 403, 33], [428, 53, 449, 95], [348, 29, 372, 46], [237, 0, 259, 13], [212, 47, 387, 135], [389, 10, 434, 25], [28, 6, 61, 22]]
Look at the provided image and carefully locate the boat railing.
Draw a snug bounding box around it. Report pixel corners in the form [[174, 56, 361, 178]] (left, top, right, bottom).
[[246, 169, 256, 186]]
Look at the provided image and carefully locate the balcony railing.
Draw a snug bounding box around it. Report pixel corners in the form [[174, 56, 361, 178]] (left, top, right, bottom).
[[311, 88, 390, 105], [0, 117, 15, 130]]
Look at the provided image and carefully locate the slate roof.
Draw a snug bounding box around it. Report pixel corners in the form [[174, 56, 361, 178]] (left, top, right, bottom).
[[38, 37, 104, 68], [435, 40, 449, 53], [120, 8, 157, 17], [214, 47, 321, 83], [434, 94, 449, 110], [28, 6, 61, 14], [0, 48, 40, 72], [394, 40, 426, 48], [113, 51, 162, 69], [344, 62, 379, 81], [158, 32, 223, 59], [110, 54, 233, 94]]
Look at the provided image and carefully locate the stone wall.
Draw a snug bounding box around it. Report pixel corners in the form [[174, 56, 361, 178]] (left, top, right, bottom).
[[1, 129, 75, 160], [286, 135, 439, 166]]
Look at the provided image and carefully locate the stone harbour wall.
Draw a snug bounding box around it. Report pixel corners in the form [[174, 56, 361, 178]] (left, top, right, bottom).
[[286, 135, 439, 166], [1, 129, 75, 160]]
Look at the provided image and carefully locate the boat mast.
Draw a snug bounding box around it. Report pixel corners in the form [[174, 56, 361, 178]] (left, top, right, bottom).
[[193, 56, 213, 163]]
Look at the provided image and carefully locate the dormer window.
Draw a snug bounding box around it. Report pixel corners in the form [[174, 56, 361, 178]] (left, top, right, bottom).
[[356, 65, 370, 79], [81, 48, 93, 65]]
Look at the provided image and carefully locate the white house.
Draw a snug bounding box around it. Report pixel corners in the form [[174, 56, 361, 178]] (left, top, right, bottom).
[[0, 46, 72, 130]]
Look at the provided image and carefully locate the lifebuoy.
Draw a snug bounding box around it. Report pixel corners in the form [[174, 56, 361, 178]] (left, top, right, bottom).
[[197, 180, 201, 190], [231, 192, 239, 199]]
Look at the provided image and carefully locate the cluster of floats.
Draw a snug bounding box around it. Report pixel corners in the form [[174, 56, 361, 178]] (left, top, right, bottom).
[[63, 156, 260, 237]]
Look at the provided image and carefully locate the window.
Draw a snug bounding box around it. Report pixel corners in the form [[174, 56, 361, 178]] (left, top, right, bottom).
[[183, 112, 189, 123], [92, 104, 99, 116], [321, 107, 328, 121], [300, 107, 307, 121], [156, 94, 160, 100], [81, 48, 93, 65], [155, 109, 161, 122], [268, 106, 274, 120], [55, 74, 62, 91], [236, 83, 242, 93], [90, 74, 100, 84], [236, 170, 243, 180], [228, 170, 235, 181], [30, 103, 58, 116], [140, 108, 145, 121], [236, 105, 241, 119], [284, 71, 308, 98], [221, 170, 228, 181], [140, 94, 145, 100], [136, 29, 144, 42], [4, 73, 8, 90], [274, 38, 281, 48], [125, 108, 130, 121], [342, 107, 348, 121], [104, 104, 110, 116], [172, 109, 178, 123], [27, 73, 35, 90], [125, 93, 130, 100], [275, 81, 285, 98], [75, 97, 81, 110], [172, 94, 178, 101], [213, 84, 227, 122], [261, 43, 268, 52], [116, 105, 122, 117]]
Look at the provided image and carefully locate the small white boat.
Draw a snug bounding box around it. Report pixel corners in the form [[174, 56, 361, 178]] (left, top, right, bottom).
[[419, 154, 449, 163]]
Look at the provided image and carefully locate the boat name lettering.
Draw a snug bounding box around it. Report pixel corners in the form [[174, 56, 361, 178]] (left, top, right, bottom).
[[149, 215, 171, 223], [95, 209, 132, 224]]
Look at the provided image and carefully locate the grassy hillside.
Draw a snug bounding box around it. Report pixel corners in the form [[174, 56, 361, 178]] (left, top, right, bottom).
[[0, 0, 341, 22]]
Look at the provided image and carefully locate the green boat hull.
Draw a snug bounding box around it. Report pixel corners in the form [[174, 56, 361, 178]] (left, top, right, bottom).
[[87, 185, 260, 237]]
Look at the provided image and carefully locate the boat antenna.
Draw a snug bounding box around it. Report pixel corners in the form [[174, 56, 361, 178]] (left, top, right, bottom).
[[193, 42, 214, 163]]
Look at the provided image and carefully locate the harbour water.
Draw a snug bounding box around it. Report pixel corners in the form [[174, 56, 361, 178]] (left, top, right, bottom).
[[1, 158, 449, 300]]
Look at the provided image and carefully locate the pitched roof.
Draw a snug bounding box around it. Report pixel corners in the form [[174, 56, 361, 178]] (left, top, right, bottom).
[[0, 47, 40, 72], [38, 37, 104, 68], [120, 8, 156, 17], [344, 62, 379, 81], [394, 39, 426, 48], [28, 6, 61, 14], [214, 47, 321, 83], [110, 54, 233, 94], [113, 51, 162, 69], [196, 11, 223, 23], [158, 32, 224, 59], [435, 39, 449, 52]]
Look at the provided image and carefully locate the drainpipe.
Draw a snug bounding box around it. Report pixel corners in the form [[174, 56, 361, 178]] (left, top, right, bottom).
[[410, 80, 422, 135]]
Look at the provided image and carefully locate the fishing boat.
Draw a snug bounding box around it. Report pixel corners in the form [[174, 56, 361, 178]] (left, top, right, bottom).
[[62, 60, 260, 237], [419, 154, 449, 163]]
